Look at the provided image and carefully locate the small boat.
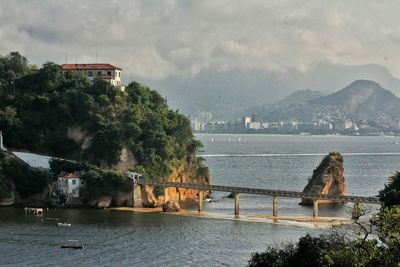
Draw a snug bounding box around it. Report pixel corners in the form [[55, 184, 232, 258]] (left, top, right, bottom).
[[44, 217, 59, 221], [60, 243, 83, 249], [57, 222, 71, 227]]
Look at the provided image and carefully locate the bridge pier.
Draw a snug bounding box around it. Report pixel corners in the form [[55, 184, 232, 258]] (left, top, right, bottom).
[[234, 192, 240, 215], [164, 187, 169, 203], [273, 194, 278, 218], [313, 199, 319, 219], [132, 184, 142, 207], [198, 190, 203, 212]]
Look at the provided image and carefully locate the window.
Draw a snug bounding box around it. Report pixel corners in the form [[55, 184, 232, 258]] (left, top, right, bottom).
[[88, 71, 93, 77], [97, 71, 102, 76], [107, 71, 112, 76], [119, 72, 121, 77], [72, 179, 76, 185]]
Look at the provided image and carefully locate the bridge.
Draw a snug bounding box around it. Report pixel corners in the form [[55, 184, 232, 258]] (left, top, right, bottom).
[[137, 179, 380, 219]]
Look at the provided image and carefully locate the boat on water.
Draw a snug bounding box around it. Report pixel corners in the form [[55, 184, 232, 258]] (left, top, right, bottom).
[[60, 241, 83, 249], [61, 243, 83, 249], [57, 222, 71, 227], [44, 217, 59, 221]]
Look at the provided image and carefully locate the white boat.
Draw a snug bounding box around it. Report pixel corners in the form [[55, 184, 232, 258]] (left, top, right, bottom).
[[57, 222, 72, 227]]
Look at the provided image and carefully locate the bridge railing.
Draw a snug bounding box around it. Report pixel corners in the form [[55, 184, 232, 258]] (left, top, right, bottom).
[[136, 179, 380, 219]]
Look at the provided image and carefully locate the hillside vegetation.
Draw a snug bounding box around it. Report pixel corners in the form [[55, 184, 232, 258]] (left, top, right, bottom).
[[0, 52, 209, 197]]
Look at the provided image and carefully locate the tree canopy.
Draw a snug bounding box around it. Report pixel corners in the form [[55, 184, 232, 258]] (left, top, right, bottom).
[[249, 172, 400, 267], [0, 52, 208, 188]]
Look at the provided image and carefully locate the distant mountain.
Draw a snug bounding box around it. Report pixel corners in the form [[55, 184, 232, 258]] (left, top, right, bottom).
[[245, 89, 323, 116], [264, 80, 400, 131], [276, 89, 324, 107], [142, 62, 400, 120]]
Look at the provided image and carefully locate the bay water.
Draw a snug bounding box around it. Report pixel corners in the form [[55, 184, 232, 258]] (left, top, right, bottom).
[[1, 134, 399, 266]]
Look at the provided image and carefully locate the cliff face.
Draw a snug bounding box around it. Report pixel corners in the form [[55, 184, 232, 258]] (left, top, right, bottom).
[[299, 152, 346, 205], [158, 163, 209, 204], [86, 161, 210, 208]]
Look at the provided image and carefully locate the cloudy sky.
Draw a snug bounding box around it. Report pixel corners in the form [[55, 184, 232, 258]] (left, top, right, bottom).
[[2, 0, 400, 116], [1, 0, 399, 78]]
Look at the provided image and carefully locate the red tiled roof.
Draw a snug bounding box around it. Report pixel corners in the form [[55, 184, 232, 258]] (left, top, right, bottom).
[[61, 63, 122, 71], [59, 172, 79, 179]]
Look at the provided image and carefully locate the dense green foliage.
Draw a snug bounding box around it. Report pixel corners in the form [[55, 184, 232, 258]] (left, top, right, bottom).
[[249, 172, 400, 267], [0, 52, 208, 188], [0, 151, 12, 199], [378, 171, 400, 209], [0, 153, 47, 199], [49, 158, 130, 199], [80, 169, 131, 199]]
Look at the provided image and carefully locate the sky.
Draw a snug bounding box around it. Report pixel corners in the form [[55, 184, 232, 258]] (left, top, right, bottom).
[[1, 0, 399, 78], [2, 0, 400, 117]]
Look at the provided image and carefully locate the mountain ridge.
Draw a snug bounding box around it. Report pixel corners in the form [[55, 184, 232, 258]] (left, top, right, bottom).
[[262, 80, 400, 132]]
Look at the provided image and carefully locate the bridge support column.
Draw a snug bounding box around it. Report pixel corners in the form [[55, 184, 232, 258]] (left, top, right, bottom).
[[198, 190, 203, 212], [273, 194, 278, 218], [234, 192, 240, 215], [313, 199, 319, 219], [164, 187, 168, 203], [132, 184, 142, 207]]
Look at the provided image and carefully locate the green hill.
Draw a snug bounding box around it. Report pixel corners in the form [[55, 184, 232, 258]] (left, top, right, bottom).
[[0, 52, 209, 200]]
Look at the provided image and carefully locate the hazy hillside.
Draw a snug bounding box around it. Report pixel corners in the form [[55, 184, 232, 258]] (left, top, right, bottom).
[[143, 63, 400, 120], [264, 80, 400, 131], [245, 89, 323, 117]]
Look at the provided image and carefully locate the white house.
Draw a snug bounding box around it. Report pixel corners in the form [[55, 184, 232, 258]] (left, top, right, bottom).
[[61, 63, 125, 91], [57, 172, 83, 198]]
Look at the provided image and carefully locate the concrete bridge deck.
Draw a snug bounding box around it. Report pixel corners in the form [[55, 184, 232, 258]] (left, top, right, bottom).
[[137, 180, 380, 219]]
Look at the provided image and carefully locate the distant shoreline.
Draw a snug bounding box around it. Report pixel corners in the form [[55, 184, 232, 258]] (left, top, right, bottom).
[[195, 132, 400, 137]]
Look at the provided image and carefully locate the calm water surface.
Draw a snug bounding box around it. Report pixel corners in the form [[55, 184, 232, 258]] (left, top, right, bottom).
[[1, 134, 399, 266]]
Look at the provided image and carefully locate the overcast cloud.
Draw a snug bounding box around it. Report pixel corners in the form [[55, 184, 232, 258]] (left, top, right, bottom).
[[2, 0, 400, 117], [1, 0, 400, 78]]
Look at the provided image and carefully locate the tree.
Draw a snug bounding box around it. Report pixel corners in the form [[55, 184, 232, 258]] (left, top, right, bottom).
[[378, 171, 400, 209], [0, 52, 209, 199], [248, 172, 400, 267]]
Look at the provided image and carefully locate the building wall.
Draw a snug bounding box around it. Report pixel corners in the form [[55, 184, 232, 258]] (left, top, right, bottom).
[[77, 69, 123, 88], [58, 177, 81, 198]]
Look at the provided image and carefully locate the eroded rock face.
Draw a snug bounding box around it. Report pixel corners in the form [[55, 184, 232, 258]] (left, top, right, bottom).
[[112, 191, 133, 207], [157, 163, 210, 204], [0, 191, 15, 206], [113, 147, 137, 173], [141, 185, 158, 208], [162, 201, 181, 212], [88, 196, 112, 208], [299, 152, 346, 206]]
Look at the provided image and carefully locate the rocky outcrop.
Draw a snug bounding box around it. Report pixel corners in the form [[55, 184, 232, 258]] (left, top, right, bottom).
[[156, 163, 210, 204], [299, 152, 346, 206], [0, 191, 15, 206], [113, 147, 136, 173], [88, 196, 112, 208], [162, 201, 181, 212], [141, 185, 158, 208], [112, 191, 133, 207]]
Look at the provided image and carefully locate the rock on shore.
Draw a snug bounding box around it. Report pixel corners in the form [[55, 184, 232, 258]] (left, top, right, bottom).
[[162, 201, 181, 212], [299, 152, 346, 206]]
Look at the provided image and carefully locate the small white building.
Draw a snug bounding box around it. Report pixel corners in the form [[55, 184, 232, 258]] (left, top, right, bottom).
[[248, 122, 261, 129], [335, 120, 355, 132], [58, 172, 83, 198], [243, 117, 252, 128]]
